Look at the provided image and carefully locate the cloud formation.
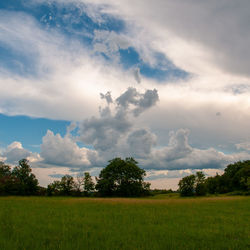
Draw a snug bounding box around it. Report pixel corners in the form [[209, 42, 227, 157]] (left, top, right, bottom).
[[78, 87, 159, 152], [1, 141, 40, 165], [40, 130, 91, 167]]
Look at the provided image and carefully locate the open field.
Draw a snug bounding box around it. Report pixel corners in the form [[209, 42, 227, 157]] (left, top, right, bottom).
[[0, 195, 249, 250]]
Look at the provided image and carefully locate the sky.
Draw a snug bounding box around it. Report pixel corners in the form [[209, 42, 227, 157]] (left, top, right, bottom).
[[1, 0, 250, 190]]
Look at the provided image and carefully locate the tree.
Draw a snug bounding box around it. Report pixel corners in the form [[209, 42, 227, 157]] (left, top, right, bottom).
[[73, 173, 84, 195], [204, 161, 250, 194], [224, 161, 250, 192], [95, 157, 150, 197], [195, 171, 207, 196], [47, 180, 61, 196], [60, 175, 75, 195], [12, 159, 38, 195], [178, 174, 196, 196], [83, 172, 95, 196], [0, 162, 11, 177], [205, 174, 221, 194], [0, 162, 17, 195]]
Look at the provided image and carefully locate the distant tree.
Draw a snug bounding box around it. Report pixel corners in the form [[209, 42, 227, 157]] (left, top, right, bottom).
[[204, 161, 250, 194], [12, 159, 38, 195], [195, 171, 207, 196], [73, 173, 84, 195], [205, 174, 221, 194], [0, 162, 11, 177], [224, 161, 250, 192], [83, 172, 95, 196], [178, 174, 196, 196], [96, 157, 150, 197], [47, 180, 61, 196], [0, 162, 16, 195], [60, 175, 75, 195]]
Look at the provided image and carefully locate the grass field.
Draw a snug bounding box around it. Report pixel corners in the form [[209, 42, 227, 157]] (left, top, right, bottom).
[[0, 195, 249, 250]]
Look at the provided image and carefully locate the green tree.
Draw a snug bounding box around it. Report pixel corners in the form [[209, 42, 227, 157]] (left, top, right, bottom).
[[60, 175, 75, 195], [0, 162, 17, 195], [205, 161, 250, 194], [0, 162, 11, 177], [205, 174, 221, 194], [96, 157, 150, 197], [12, 159, 38, 195], [47, 180, 61, 196], [178, 174, 196, 196], [227, 161, 250, 191], [195, 171, 207, 196], [83, 172, 95, 196]]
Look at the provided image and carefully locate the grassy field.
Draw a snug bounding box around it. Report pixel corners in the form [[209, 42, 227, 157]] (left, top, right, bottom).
[[0, 195, 249, 250]]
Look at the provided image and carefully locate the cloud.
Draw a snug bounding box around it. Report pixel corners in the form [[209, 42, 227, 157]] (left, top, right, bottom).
[[40, 130, 92, 167], [236, 142, 250, 152], [100, 91, 113, 105], [81, 0, 250, 77], [133, 67, 141, 84], [226, 84, 250, 95], [93, 29, 130, 62], [0, 9, 144, 120], [116, 87, 159, 116], [0, 141, 40, 164], [78, 87, 159, 152], [127, 129, 156, 158], [141, 129, 250, 171], [3, 142, 31, 163]]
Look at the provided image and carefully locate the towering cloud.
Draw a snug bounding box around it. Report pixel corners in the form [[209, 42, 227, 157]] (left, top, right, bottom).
[[78, 87, 159, 152]]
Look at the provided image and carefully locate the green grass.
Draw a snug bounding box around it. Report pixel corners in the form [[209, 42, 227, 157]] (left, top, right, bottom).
[[0, 196, 249, 250]]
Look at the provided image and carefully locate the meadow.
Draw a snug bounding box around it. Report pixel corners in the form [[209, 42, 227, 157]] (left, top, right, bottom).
[[0, 195, 249, 250]]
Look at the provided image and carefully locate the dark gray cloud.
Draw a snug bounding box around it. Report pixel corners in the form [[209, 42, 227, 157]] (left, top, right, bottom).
[[116, 87, 159, 116], [133, 89, 159, 116]]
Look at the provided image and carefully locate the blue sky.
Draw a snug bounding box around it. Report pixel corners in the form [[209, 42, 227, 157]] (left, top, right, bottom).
[[0, 0, 250, 189], [0, 114, 69, 151]]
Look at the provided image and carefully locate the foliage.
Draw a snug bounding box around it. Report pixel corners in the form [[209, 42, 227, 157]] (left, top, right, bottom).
[[0, 159, 39, 195], [47, 180, 61, 196], [11, 159, 39, 195], [178, 171, 207, 196], [150, 189, 174, 196], [83, 172, 95, 195], [205, 161, 250, 194], [96, 157, 150, 197], [178, 174, 196, 196], [178, 161, 250, 196], [195, 171, 207, 196], [47, 175, 75, 196], [60, 175, 75, 195]]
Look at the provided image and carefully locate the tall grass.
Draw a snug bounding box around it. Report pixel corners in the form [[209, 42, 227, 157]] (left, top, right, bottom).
[[0, 196, 249, 249]]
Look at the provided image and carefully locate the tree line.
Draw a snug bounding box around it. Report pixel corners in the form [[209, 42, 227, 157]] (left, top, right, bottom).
[[1, 158, 249, 197], [0, 157, 151, 197], [178, 160, 250, 196]]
